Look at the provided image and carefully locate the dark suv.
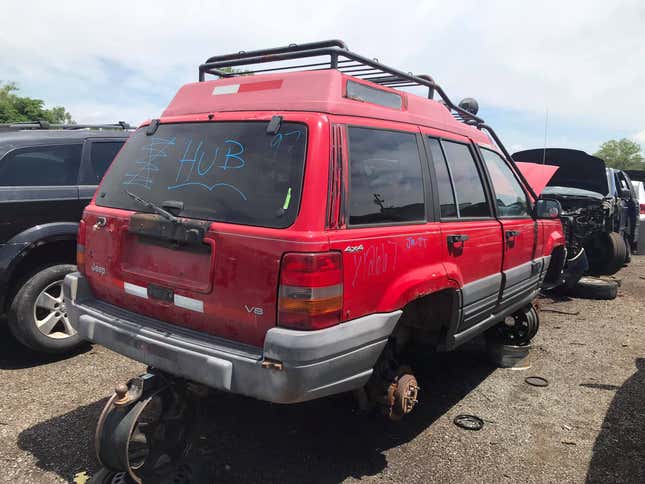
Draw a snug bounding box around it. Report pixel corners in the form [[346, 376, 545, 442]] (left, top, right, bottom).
[[0, 122, 129, 353]]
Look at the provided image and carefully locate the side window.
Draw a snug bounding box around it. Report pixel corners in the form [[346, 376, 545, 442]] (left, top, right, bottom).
[[348, 127, 425, 225], [481, 148, 530, 217], [427, 137, 457, 217], [0, 144, 82, 186], [88, 141, 124, 184], [442, 141, 491, 218]]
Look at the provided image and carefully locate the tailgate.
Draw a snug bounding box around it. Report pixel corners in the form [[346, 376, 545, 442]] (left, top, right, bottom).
[[83, 209, 284, 347]]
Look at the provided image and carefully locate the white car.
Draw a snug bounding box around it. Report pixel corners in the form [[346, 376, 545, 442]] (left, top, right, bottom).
[[632, 180, 645, 222]]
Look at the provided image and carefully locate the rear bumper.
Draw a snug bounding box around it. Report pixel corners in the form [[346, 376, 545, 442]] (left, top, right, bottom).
[[64, 272, 400, 404]]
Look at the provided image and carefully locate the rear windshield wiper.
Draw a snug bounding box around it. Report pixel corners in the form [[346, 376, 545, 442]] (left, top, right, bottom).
[[124, 189, 179, 223]]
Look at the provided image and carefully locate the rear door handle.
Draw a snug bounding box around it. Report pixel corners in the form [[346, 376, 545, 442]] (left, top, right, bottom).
[[505, 230, 520, 239], [447, 234, 469, 244]]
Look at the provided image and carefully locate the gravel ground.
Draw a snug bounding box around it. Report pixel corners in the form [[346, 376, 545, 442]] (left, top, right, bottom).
[[0, 257, 643, 483]]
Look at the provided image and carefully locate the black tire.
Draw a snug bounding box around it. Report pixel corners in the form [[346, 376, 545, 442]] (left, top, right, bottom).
[[88, 468, 132, 484], [7, 264, 84, 354], [624, 238, 631, 264], [590, 232, 626, 276], [565, 276, 618, 300]]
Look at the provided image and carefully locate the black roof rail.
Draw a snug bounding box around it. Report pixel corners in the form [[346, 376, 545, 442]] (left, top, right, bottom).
[[0, 121, 133, 132], [198, 39, 483, 124], [198, 40, 536, 200]]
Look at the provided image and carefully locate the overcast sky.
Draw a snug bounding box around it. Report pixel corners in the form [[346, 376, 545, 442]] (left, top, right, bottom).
[[1, 0, 643, 154]]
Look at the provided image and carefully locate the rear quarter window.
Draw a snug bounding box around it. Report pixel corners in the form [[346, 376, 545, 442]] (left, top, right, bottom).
[[348, 127, 425, 225]]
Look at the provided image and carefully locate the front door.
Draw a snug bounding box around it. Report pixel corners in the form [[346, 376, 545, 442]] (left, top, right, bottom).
[[424, 135, 503, 330], [479, 148, 538, 309]]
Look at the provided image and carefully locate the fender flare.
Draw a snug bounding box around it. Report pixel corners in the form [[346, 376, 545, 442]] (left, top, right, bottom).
[[0, 222, 79, 306], [375, 263, 459, 312]]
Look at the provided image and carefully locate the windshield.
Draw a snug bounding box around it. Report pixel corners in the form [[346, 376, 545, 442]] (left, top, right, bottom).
[[96, 121, 307, 228]]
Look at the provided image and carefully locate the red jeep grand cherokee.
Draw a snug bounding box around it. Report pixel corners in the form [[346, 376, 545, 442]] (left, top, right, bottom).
[[65, 41, 565, 416]]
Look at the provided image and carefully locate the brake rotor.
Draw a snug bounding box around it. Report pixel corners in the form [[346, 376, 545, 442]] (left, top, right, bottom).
[[385, 368, 419, 421]]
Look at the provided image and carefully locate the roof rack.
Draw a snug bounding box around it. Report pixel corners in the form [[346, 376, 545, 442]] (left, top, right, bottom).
[[199, 40, 484, 121], [0, 121, 132, 132], [198, 40, 537, 200]]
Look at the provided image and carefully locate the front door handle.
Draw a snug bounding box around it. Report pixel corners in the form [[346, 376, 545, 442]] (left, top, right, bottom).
[[447, 234, 469, 244], [505, 230, 520, 239]]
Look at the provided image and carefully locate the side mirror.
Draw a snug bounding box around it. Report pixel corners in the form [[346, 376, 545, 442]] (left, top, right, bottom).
[[535, 199, 561, 219], [620, 188, 631, 198]]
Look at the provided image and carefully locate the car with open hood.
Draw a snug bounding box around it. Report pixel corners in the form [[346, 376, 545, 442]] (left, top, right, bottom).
[[513, 148, 629, 283]]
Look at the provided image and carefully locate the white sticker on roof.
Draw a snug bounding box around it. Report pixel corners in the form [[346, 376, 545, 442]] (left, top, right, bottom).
[[212, 84, 240, 95]]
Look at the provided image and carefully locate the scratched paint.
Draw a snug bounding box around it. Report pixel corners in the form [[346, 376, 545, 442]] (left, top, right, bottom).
[[351, 241, 399, 287]]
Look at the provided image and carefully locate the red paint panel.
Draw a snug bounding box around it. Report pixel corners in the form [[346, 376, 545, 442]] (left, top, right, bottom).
[[238, 80, 283, 92], [439, 220, 503, 287]]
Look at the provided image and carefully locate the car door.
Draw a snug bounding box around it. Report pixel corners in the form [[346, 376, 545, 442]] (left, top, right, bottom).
[[0, 143, 82, 241], [424, 135, 503, 331], [479, 147, 538, 309], [326, 124, 444, 320], [78, 138, 126, 206]]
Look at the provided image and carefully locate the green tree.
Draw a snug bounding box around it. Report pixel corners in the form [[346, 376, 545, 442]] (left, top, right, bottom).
[[0, 82, 74, 124], [594, 138, 644, 170]]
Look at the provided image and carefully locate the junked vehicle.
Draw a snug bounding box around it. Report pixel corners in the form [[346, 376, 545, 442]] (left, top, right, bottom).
[[63, 41, 566, 481], [630, 178, 645, 248], [609, 168, 639, 259], [513, 148, 629, 284], [0, 121, 130, 353]]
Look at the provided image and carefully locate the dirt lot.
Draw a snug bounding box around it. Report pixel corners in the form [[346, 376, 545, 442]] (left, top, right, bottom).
[[1, 258, 643, 484]]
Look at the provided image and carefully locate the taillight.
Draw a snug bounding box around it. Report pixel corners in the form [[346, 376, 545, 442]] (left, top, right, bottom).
[[640, 203, 645, 215], [77, 219, 87, 274], [278, 252, 343, 330]]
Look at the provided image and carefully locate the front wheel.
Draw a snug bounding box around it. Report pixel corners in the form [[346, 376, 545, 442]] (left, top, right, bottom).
[[7, 264, 85, 354]]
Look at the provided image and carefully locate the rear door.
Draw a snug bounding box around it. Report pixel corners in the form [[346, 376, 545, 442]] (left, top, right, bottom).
[[424, 135, 503, 331], [326, 124, 443, 320], [0, 143, 82, 241], [479, 148, 538, 309]]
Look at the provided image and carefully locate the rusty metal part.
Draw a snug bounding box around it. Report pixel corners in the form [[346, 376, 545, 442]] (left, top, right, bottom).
[[261, 358, 284, 371], [96, 371, 191, 483], [384, 367, 419, 421], [114, 383, 129, 405]]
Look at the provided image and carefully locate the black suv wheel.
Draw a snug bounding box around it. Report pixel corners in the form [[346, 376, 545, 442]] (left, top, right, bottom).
[[7, 264, 84, 354]]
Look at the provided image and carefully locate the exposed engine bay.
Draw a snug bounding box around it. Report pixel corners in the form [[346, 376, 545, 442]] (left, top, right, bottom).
[[550, 192, 613, 257]]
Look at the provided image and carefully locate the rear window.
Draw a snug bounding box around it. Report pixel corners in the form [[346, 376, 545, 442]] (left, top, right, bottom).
[[96, 121, 307, 228]]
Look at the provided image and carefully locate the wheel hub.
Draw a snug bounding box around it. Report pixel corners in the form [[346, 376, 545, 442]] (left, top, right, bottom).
[[33, 279, 75, 339]]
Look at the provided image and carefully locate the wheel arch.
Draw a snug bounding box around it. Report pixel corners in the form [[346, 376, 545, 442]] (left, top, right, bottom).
[[2, 223, 79, 312]]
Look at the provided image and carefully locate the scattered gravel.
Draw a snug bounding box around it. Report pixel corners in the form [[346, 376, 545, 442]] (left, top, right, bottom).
[[1, 257, 643, 483]]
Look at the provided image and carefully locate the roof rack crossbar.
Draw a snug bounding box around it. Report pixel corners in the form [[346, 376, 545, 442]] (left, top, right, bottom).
[[204, 39, 348, 65]]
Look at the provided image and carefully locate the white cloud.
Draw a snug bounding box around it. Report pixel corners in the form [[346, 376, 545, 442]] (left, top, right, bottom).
[[0, 0, 643, 132]]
